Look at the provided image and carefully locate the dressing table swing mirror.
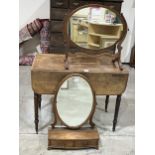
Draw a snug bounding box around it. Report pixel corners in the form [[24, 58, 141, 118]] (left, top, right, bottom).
[[31, 2, 129, 150], [63, 4, 127, 71], [48, 74, 99, 149]]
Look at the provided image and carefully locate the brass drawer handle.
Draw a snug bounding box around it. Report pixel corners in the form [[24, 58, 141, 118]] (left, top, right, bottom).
[[73, 2, 79, 6], [56, 2, 64, 6]]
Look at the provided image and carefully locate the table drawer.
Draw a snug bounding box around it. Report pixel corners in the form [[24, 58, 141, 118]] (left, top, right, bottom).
[[51, 8, 68, 20], [51, 0, 68, 8], [50, 21, 64, 32], [51, 33, 65, 47]]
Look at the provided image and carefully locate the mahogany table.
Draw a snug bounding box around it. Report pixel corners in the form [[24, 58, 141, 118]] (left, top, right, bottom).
[[31, 54, 128, 133]]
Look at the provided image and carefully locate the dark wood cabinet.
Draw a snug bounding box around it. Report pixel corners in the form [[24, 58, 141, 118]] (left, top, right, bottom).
[[50, 0, 124, 53], [50, 21, 64, 32], [51, 33, 65, 47], [51, 8, 68, 20]]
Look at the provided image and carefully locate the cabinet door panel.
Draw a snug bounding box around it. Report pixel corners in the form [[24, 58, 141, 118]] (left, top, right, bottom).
[[51, 21, 64, 32], [51, 33, 64, 47]]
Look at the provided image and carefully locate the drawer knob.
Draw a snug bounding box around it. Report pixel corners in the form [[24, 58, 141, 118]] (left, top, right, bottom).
[[73, 2, 79, 6], [56, 2, 64, 6]]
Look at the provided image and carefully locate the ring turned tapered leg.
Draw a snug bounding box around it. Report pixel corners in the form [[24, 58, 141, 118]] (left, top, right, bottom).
[[38, 94, 42, 109], [34, 93, 39, 134], [105, 95, 109, 112], [113, 95, 121, 132]]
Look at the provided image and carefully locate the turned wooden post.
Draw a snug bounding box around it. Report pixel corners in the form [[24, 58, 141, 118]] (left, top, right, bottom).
[[34, 93, 39, 134], [105, 95, 109, 112], [38, 94, 42, 109], [113, 95, 121, 131]]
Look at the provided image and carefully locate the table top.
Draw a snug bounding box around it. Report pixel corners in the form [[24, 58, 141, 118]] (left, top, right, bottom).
[[31, 54, 129, 95], [32, 54, 128, 74]]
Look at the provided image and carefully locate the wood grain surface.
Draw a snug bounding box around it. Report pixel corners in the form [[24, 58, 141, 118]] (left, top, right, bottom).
[[31, 54, 129, 95]]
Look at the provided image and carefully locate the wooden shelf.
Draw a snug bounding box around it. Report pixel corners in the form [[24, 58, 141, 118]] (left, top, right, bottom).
[[88, 42, 100, 47], [89, 33, 120, 39], [70, 14, 123, 49], [79, 23, 88, 28], [88, 22, 122, 27], [88, 22, 123, 48]]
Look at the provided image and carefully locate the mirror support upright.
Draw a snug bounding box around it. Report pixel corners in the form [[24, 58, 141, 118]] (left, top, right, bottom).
[[112, 43, 123, 70]]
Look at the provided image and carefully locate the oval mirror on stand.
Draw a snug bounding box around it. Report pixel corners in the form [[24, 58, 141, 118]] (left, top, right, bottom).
[[52, 74, 96, 129], [64, 4, 127, 53], [63, 4, 128, 70], [49, 74, 99, 149]]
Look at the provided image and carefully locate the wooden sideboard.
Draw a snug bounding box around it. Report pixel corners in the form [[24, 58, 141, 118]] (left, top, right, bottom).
[[31, 54, 128, 133], [50, 0, 124, 53]]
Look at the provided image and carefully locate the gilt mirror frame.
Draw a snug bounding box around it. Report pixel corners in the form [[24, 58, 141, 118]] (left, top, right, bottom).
[[51, 73, 96, 129], [63, 4, 128, 56]]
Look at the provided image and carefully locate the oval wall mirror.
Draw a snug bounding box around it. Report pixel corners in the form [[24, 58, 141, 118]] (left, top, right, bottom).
[[65, 4, 127, 52], [54, 74, 95, 129]]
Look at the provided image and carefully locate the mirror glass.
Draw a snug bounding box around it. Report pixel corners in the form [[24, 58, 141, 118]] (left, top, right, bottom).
[[56, 76, 94, 127], [68, 7, 123, 50]]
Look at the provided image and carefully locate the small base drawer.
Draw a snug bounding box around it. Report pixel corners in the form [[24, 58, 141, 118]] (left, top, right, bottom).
[[48, 128, 99, 149]]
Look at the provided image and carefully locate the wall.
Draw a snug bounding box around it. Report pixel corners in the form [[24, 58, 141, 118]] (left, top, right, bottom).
[[19, 0, 50, 55], [121, 0, 135, 62], [19, 0, 135, 63], [19, 0, 50, 29]]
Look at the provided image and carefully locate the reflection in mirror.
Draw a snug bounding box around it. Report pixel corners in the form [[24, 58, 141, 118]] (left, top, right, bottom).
[[57, 76, 93, 127], [69, 7, 123, 50]]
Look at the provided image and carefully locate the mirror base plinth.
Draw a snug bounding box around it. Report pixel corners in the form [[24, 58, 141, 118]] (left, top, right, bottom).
[[48, 127, 99, 150]]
